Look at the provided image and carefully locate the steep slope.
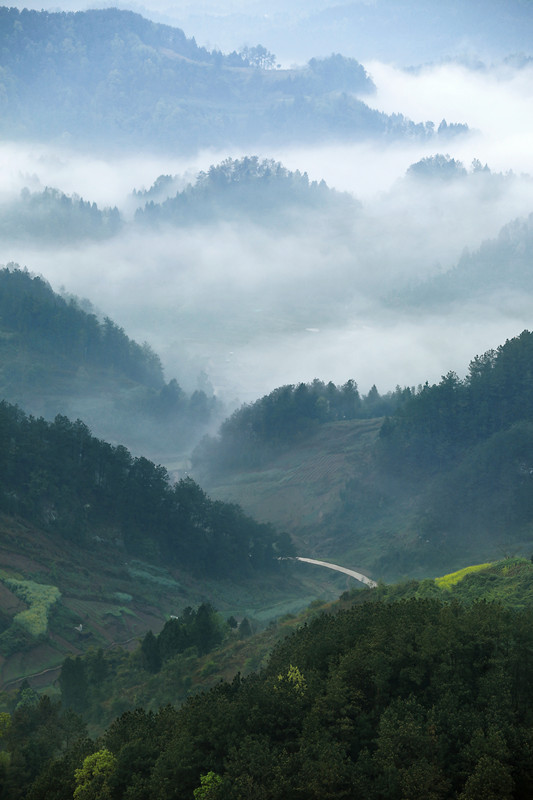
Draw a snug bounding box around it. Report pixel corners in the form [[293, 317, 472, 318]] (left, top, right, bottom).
[[398, 211, 533, 308]]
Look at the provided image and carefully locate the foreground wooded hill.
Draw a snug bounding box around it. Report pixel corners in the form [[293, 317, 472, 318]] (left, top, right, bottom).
[[6, 560, 533, 799]]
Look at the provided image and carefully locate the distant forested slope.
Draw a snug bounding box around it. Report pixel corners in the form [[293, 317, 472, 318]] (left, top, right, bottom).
[[374, 330, 533, 556], [400, 211, 533, 306], [0, 267, 163, 388], [386, 157, 533, 306], [193, 377, 410, 473], [380, 329, 533, 471], [346, 329, 533, 574], [0, 187, 122, 243], [200, 330, 533, 580], [0, 158, 355, 243], [0, 7, 464, 150], [0, 266, 218, 453], [135, 157, 359, 228]]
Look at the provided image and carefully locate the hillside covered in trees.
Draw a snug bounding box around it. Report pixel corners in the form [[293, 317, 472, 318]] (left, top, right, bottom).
[[6, 562, 533, 799], [0, 7, 465, 151], [0, 395, 299, 694], [135, 157, 359, 229], [0, 266, 219, 456], [398, 210, 533, 307], [193, 377, 407, 473], [0, 188, 122, 244], [0, 401, 292, 576], [198, 329, 533, 581]]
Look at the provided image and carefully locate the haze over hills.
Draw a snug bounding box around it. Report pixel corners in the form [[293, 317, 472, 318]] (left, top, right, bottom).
[[1, 2, 533, 796], [6, 0, 533, 64], [0, 266, 220, 460], [4, 150, 533, 404], [0, 6, 458, 153], [1, 3, 533, 401]]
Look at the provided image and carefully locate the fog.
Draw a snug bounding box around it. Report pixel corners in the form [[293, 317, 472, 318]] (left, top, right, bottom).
[[7, 0, 531, 64], [2, 59, 533, 408]]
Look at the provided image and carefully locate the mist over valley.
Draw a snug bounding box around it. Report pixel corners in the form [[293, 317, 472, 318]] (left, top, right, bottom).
[[1, 4, 532, 404], [2, 6, 533, 796]]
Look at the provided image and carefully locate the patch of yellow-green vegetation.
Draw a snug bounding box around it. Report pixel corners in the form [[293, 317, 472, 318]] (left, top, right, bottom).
[[435, 562, 494, 590], [0, 573, 61, 637]]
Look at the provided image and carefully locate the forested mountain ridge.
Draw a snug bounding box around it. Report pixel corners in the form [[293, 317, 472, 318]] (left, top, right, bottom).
[[0, 187, 122, 243], [0, 266, 219, 456], [0, 157, 354, 245], [0, 7, 465, 151]]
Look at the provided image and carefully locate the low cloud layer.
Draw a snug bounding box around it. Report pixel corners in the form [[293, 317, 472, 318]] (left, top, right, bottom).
[[1, 59, 533, 413]]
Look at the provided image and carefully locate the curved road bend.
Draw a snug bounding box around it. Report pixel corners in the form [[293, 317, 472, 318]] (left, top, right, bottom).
[[294, 557, 378, 588]]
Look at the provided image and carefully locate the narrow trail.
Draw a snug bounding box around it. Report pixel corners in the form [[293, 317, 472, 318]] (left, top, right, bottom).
[[293, 557, 378, 588]]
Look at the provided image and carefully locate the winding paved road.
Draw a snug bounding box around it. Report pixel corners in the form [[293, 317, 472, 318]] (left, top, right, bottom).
[[294, 557, 378, 588]]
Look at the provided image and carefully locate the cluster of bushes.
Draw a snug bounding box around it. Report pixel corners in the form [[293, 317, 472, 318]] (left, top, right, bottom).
[[1, 577, 61, 638]]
